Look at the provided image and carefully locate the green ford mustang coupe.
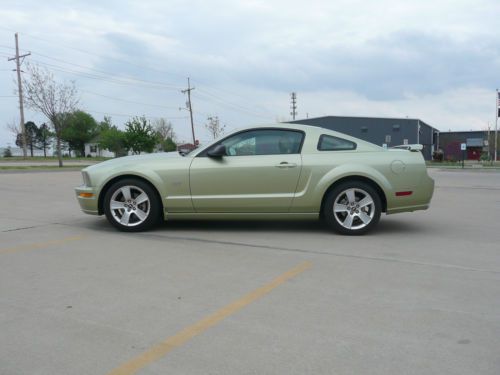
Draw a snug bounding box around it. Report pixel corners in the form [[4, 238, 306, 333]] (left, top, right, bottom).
[[75, 123, 434, 235]]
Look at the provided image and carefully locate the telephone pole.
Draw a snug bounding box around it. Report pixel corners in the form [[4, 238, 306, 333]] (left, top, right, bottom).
[[8, 33, 31, 159], [290, 92, 297, 120], [495, 89, 499, 162], [182, 77, 196, 145]]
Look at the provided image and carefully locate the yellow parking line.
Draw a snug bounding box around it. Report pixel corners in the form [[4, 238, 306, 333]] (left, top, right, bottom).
[[107, 261, 313, 375], [0, 235, 84, 255]]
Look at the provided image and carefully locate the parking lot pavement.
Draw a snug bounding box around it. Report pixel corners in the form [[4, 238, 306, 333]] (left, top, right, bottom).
[[0, 169, 499, 375]]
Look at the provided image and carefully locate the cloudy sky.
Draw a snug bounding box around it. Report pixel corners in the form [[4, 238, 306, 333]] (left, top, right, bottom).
[[1, 0, 499, 146]]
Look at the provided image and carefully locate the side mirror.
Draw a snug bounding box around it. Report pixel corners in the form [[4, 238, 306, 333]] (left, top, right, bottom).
[[207, 144, 226, 158]]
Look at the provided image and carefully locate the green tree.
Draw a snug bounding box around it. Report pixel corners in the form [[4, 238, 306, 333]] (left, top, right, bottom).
[[124, 116, 157, 154], [99, 126, 127, 157], [15, 121, 40, 157], [95, 116, 126, 156], [37, 123, 54, 157], [61, 110, 98, 157], [97, 116, 113, 133], [153, 118, 177, 151], [161, 137, 177, 152], [3, 146, 13, 157]]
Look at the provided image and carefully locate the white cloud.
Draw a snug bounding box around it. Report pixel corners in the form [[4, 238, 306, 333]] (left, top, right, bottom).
[[1, 0, 500, 146]]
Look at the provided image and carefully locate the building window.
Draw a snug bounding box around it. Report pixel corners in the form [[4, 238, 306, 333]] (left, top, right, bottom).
[[393, 124, 400, 131], [90, 145, 97, 153], [361, 126, 368, 133]]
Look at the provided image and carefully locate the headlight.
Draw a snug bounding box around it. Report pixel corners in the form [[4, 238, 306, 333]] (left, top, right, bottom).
[[82, 171, 92, 187]]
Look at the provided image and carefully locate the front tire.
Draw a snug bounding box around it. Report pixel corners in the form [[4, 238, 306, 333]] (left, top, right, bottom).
[[103, 178, 161, 232], [323, 181, 381, 235]]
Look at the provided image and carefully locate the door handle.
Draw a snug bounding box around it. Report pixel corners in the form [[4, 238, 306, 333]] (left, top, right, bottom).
[[275, 162, 297, 168]]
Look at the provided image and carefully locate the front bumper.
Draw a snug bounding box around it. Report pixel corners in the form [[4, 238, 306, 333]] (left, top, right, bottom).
[[75, 185, 99, 215]]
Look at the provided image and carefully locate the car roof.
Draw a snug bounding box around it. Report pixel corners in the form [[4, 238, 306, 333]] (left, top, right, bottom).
[[191, 122, 381, 156], [249, 123, 381, 150]]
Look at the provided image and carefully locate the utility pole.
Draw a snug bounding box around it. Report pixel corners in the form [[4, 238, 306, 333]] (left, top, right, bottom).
[[8, 33, 30, 159], [182, 77, 196, 145], [417, 119, 420, 145], [290, 92, 297, 120], [495, 89, 499, 162], [487, 123, 491, 160]]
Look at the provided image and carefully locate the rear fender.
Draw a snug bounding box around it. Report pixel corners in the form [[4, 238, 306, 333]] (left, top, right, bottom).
[[314, 164, 393, 205]]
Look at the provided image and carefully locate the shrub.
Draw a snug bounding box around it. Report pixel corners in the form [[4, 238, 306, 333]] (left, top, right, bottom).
[[432, 150, 444, 162], [479, 152, 489, 161], [2, 147, 13, 157]]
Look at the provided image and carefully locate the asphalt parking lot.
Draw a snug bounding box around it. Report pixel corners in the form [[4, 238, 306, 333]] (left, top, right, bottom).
[[1, 168, 499, 375]]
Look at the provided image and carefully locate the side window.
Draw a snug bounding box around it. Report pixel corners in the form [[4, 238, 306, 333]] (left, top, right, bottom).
[[318, 135, 356, 151], [221, 129, 304, 156]]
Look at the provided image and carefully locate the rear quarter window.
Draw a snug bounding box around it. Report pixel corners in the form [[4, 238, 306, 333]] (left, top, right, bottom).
[[317, 135, 357, 151]]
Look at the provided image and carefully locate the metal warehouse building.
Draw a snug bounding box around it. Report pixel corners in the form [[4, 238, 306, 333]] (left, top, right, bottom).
[[291, 116, 439, 160]]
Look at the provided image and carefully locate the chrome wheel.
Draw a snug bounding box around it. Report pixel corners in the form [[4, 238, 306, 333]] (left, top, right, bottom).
[[109, 185, 150, 227], [333, 188, 375, 230]]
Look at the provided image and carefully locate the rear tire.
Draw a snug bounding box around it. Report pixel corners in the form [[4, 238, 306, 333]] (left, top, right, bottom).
[[323, 181, 381, 235], [103, 178, 161, 232]]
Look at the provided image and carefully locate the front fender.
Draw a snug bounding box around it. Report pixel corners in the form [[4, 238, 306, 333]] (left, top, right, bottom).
[[95, 168, 167, 214]]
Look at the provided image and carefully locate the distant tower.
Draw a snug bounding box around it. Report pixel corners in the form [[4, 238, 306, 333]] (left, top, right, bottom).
[[290, 92, 297, 120]]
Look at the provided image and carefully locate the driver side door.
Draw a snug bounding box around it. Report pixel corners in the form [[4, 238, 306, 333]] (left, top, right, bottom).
[[189, 129, 304, 213]]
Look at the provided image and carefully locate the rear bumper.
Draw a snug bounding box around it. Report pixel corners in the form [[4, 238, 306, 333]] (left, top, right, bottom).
[[75, 185, 99, 215], [386, 174, 434, 215]]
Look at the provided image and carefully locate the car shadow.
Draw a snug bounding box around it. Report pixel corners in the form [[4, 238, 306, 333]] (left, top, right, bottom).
[[154, 219, 325, 233], [77, 215, 433, 236]]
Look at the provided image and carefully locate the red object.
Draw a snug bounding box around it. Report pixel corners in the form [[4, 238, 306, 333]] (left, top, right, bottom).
[[467, 148, 481, 160], [395, 191, 413, 197]]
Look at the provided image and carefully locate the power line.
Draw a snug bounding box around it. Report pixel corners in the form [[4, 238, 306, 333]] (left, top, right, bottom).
[[193, 91, 272, 120], [1, 28, 282, 127], [81, 90, 180, 110], [1, 29, 279, 124], [29, 50, 183, 89], [0, 26, 186, 80], [29, 58, 182, 90], [18, 57, 272, 123], [192, 79, 275, 116], [196, 87, 274, 117], [86, 109, 189, 120], [26, 59, 273, 121]]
